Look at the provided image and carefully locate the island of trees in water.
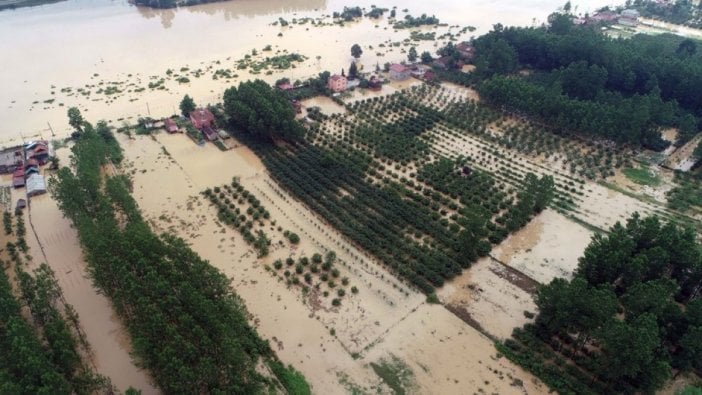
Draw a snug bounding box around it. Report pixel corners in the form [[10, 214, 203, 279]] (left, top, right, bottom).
[[49, 114, 309, 394]]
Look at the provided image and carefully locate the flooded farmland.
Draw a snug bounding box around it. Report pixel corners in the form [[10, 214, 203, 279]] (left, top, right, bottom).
[[0, 0, 612, 141]]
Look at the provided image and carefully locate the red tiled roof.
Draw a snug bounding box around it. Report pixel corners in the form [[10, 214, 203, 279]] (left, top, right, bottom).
[[190, 108, 215, 130], [390, 64, 408, 73], [164, 118, 178, 132]]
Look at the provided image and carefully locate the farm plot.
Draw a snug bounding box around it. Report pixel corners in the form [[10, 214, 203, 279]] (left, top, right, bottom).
[[262, 90, 556, 295], [341, 84, 699, 235]]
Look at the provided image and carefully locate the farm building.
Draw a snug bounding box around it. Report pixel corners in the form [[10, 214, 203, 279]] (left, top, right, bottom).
[[619, 9, 640, 26], [189, 108, 216, 131], [201, 126, 218, 141], [12, 176, 25, 188], [368, 76, 382, 91], [327, 74, 348, 92], [0, 148, 24, 174], [389, 63, 410, 80], [15, 198, 26, 212], [26, 141, 50, 162], [455, 42, 475, 62], [164, 118, 179, 133], [26, 174, 46, 197]]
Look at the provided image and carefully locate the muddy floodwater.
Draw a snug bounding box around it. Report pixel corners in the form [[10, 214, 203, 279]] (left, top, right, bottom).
[[0, 0, 612, 141]]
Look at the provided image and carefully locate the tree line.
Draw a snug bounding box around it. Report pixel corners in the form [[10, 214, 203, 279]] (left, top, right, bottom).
[[51, 122, 309, 394], [502, 213, 702, 393], [1, 213, 110, 394], [471, 18, 702, 149]]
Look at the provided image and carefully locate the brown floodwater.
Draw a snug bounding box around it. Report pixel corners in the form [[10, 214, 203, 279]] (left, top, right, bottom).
[[0, 0, 612, 142]]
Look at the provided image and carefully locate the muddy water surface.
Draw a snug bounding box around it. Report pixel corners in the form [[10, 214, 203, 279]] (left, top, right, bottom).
[[1, 0, 612, 140]]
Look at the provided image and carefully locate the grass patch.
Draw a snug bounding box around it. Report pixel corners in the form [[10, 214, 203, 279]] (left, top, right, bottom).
[[667, 172, 702, 212], [269, 361, 311, 395], [370, 355, 414, 395], [622, 167, 661, 186]]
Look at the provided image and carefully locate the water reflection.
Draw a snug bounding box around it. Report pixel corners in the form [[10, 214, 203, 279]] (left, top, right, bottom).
[[135, 0, 327, 28]]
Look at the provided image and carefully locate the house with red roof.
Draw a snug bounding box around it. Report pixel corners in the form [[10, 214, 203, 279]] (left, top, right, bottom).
[[389, 63, 409, 80], [189, 108, 216, 131], [164, 118, 179, 134], [327, 74, 348, 93]]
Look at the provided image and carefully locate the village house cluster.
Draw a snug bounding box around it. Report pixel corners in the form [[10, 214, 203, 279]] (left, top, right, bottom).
[[0, 140, 51, 213]]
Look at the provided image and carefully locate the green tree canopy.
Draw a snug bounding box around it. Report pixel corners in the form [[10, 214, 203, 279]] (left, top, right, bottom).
[[179, 94, 196, 117], [351, 44, 363, 59], [223, 80, 304, 142], [408, 46, 418, 63], [67, 107, 84, 132]]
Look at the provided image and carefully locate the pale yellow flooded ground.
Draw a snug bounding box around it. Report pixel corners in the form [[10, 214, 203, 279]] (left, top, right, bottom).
[[0, 0, 612, 142], [491, 209, 595, 284], [0, 0, 620, 392], [118, 131, 547, 394]]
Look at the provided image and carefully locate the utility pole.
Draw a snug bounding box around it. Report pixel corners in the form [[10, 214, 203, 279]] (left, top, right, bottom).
[[146, 102, 151, 117], [47, 122, 55, 137]]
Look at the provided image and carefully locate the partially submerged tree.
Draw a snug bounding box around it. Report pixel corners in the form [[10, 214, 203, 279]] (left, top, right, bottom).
[[351, 44, 363, 59], [179, 94, 196, 118], [67, 107, 84, 132]]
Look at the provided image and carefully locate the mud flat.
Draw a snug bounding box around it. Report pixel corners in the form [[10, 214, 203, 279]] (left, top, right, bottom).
[[438, 257, 537, 341], [491, 209, 595, 284], [117, 131, 548, 394]]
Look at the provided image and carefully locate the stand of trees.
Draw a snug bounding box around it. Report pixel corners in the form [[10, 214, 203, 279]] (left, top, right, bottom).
[[472, 19, 702, 149], [1, 212, 109, 394], [223, 80, 304, 142], [501, 214, 702, 393], [50, 124, 308, 393], [253, 140, 553, 293]]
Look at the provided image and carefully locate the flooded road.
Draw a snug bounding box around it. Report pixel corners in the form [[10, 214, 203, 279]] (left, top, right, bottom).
[[0, 0, 612, 141]]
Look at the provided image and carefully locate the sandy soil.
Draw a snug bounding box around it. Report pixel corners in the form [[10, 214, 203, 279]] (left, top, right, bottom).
[[11, 153, 158, 394], [491, 209, 594, 284], [363, 303, 544, 394], [118, 131, 548, 394], [438, 257, 537, 341]]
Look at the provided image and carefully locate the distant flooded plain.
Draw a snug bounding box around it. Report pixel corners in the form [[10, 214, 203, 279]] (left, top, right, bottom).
[[0, 0, 613, 141]]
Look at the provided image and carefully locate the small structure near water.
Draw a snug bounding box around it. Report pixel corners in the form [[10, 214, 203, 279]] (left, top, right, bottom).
[[328, 74, 348, 92], [26, 173, 46, 197], [619, 9, 640, 27], [389, 63, 410, 80]]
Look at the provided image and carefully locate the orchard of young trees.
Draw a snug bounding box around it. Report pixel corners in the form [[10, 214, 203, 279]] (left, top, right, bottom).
[[223, 79, 304, 142], [471, 17, 702, 149], [50, 121, 309, 394], [236, 87, 556, 293], [501, 214, 702, 394]]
